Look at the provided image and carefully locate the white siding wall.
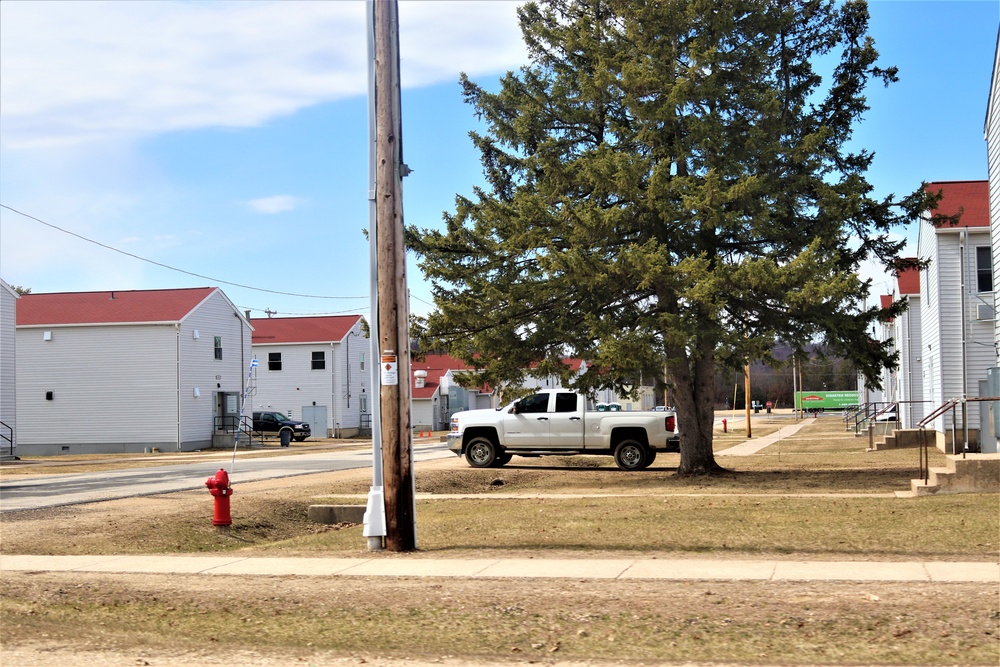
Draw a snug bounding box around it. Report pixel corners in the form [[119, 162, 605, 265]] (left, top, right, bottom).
[[988, 38, 1000, 363], [918, 216, 944, 432], [253, 342, 335, 428], [411, 395, 437, 430], [332, 323, 371, 433], [962, 231, 996, 430], [252, 321, 371, 437], [894, 295, 924, 428], [934, 233, 966, 429], [16, 324, 178, 454], [178, 291, 253, 449], [919, 224, 994, 437], [0, 281, 17, 451]]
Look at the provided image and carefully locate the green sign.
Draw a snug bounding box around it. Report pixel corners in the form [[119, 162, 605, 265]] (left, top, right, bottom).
[[795, 391, 859, 410]]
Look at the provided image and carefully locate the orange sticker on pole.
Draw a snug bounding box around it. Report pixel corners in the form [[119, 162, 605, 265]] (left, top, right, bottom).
[[381, 354, 398, 386]]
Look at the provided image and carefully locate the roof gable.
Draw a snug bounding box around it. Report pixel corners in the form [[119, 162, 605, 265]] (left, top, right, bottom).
[[411, 376, 440, 399], [16, 287, 218, 326], [925, 180, 989, 228], [1, 279, 19, 300], [896, 262, 920, 296], [250, 315, 362, 344]]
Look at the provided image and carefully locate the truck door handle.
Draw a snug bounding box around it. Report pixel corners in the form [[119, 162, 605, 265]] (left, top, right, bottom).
[[537, 417, 549, 421], [569, 417, 581, 421]]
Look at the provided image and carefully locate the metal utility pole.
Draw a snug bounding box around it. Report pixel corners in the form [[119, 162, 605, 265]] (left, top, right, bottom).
[[364, 0, 415, 552]]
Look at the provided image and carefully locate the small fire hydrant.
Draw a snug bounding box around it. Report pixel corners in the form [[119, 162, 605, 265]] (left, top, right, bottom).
[[722, 418, 727, 433], [205, 468, 234, 528]]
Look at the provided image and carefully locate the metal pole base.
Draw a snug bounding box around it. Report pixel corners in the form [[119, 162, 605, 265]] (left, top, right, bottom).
[[367, 536, 384, 552]]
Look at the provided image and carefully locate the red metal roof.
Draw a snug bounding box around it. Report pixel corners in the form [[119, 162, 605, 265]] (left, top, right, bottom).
[[411, 354, 487, 395], [411, 376, 440, 399], [16, 287, 217, 326], [880, 294, 893, 309], [411, 353, 477, 373], [250, 315, 362, 344], [896, 262, 920, 296], [925, 180, 989, 228]]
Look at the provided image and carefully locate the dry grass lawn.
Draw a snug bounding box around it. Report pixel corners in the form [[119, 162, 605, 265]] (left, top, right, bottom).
[[1, 415, 997, 666]]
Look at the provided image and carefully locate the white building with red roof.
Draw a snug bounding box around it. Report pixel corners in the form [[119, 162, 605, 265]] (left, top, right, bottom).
[[409, 353, 495, 431], [408, 354, 614, 431], [15, 287, 252, 455], [250, 315, 369, 438], [879, 263, 923, 428], [917, 180, 995, 451]]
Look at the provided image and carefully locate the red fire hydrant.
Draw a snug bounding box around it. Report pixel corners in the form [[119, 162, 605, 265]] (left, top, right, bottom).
[[205, 468, 233, 528], [722, 418, 727, 433]]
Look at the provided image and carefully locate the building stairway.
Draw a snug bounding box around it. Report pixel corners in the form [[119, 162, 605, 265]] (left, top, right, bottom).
[[896, 454, 1000, 497]]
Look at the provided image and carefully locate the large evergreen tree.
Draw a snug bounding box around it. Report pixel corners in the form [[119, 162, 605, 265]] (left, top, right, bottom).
[[408, 0, 942, 474]]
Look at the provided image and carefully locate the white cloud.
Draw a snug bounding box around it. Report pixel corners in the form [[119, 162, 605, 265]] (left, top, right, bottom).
[[246, 195, 303, 214], [0, 0, 526, 150]]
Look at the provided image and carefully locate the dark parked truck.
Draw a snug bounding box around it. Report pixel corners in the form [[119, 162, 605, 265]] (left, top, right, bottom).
[[447, 389, 679, 470], [252, 411, 311, 442]]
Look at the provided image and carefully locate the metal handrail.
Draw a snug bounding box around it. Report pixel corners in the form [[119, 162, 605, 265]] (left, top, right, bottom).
[[214, 415, 260, 447], [849, 401, 897, 435], [0, 420, 12, 457], [915, 396, 1000, 482]]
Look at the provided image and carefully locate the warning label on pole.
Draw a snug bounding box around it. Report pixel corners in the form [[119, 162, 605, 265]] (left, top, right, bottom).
[[381, 354, 398, 386]]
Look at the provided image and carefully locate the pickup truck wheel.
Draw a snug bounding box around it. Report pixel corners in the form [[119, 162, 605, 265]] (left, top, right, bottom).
[[465, 437, 498, 468], [614, 440, 647, 471], [640, 449, 656, 469]]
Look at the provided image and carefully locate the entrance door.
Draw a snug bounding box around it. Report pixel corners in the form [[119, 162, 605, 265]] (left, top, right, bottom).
[[302, 405, 328, 438], [217, 392, 241, 431]]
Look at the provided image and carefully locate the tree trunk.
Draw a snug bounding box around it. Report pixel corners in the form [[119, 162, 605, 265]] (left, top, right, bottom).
[[667, 339, 727, 476]]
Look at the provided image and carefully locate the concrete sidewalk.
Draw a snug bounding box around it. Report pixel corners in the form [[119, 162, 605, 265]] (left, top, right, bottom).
[[717, 419, 814, 456], [2, 554, 996, 583]]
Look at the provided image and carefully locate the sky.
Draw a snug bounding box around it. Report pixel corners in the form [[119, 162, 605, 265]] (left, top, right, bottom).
[[1, 0, 997, 325]]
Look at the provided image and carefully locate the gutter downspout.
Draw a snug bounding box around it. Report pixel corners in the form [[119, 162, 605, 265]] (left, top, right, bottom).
[[332, 341, 337, 438], [959, 231, 969, 453], [176, 323, 182, 451], [905, 296, 914, 428]]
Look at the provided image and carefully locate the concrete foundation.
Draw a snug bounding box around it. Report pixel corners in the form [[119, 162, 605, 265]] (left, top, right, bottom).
[[307, 504, 366, 524]]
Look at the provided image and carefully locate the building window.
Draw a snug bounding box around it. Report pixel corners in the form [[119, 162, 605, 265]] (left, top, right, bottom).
[[268, 352, 282, 371], [214, 336, 223, 360], [359, 352, 365, 371], [312, 351, 325, 370], [976, 246, 993, 293]]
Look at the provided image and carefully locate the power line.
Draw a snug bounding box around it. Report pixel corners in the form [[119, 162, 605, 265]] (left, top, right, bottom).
[[0, 204, 368, 300], [238, 305, 369, 317]]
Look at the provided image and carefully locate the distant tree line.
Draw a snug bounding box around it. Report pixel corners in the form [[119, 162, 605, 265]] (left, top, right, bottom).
[[711, 344, 858, 410]]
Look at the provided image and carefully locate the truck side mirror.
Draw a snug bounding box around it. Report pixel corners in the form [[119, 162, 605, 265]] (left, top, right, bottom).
[[510, 401, 519, 415]]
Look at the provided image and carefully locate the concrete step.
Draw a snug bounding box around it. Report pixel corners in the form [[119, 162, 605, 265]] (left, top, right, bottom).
[[902, 454, 1000, 496]]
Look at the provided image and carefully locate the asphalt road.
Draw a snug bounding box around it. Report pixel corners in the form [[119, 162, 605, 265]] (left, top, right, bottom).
[[0, 440, 455, 513]]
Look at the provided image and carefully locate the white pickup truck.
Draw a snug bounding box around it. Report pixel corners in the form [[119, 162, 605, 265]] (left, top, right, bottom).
[[447, 388, 679, 471]]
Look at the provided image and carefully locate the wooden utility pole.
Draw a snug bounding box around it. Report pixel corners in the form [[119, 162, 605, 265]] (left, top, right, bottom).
[[373, 0, 415, 552], [744, 362, 752, 438]]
